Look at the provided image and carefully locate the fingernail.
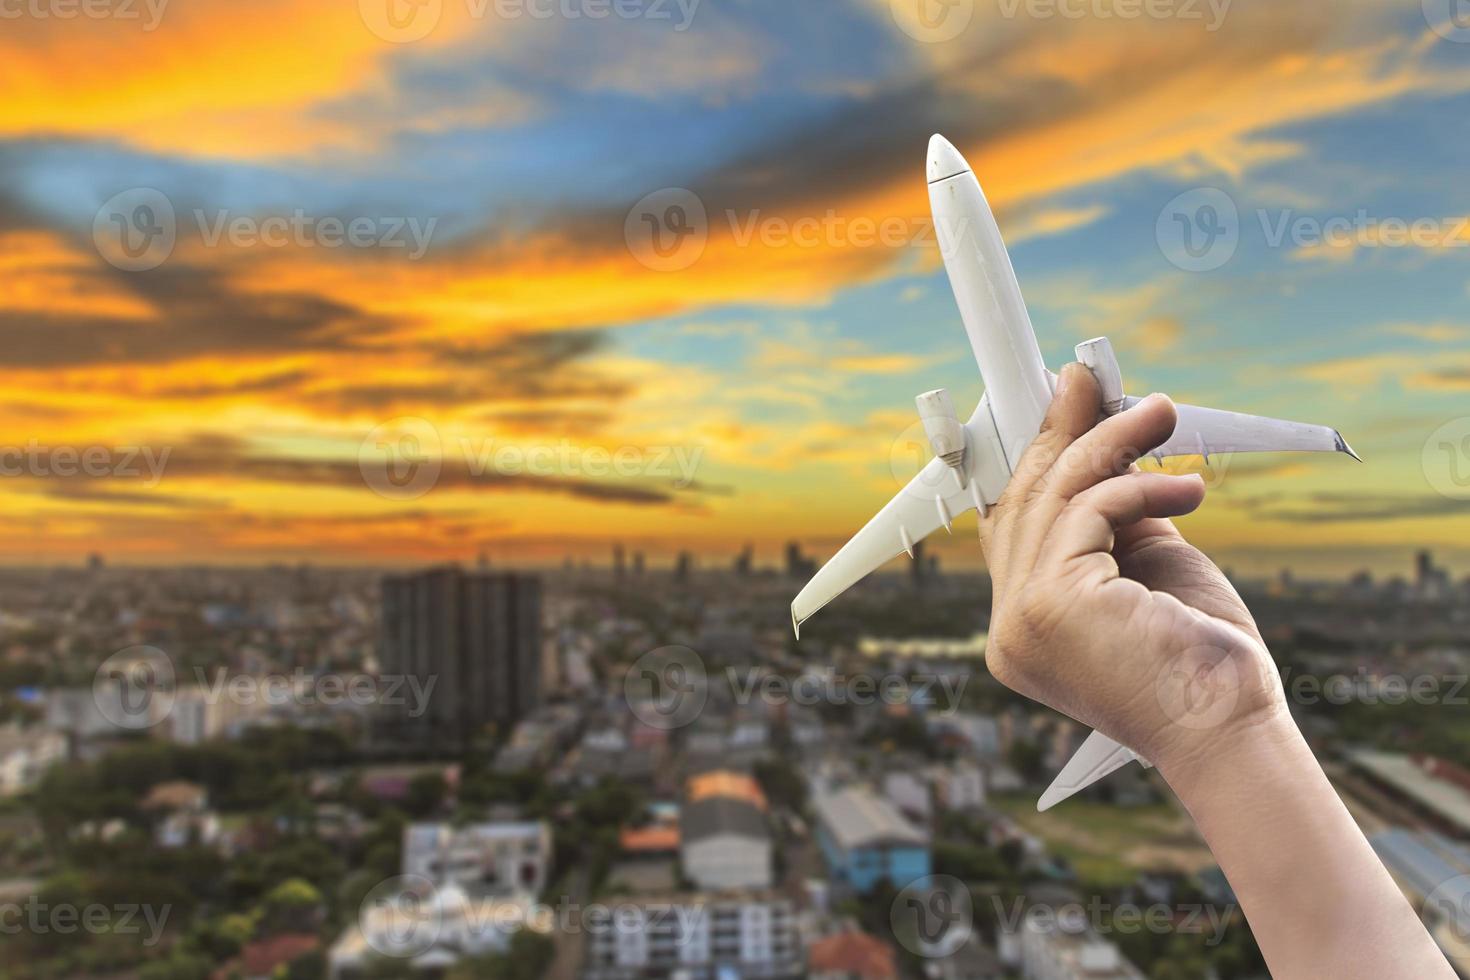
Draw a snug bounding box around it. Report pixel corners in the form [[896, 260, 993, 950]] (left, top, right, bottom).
[[1055, 363, 1078, 399]]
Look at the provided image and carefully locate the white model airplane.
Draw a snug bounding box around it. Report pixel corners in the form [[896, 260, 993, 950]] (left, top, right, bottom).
[[792, 135, 1359, 811]]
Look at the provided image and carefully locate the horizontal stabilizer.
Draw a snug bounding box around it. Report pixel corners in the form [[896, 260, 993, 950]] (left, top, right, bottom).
[[1038, 730, 1148, 811]]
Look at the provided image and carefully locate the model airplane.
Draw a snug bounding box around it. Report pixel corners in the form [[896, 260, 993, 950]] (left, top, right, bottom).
[[791, 134, 1358, 811]]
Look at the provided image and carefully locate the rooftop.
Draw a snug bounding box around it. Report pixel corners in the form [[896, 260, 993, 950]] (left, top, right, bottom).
[[1349, 750, 1470, 833], [681, 796, 769, 844], [808, 929, 899, 978], [813, 786, 926, 851]]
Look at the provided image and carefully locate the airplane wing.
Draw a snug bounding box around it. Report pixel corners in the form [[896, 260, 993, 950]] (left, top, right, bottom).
[[1140, 399, 1360, 461], [1037, 731, 1152, 812], [791, 397, 1012, 638]]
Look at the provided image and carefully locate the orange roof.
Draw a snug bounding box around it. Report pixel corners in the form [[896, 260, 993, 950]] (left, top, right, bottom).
[[212, 933, 320, 980], [141, 780, 206, 811], [808, 931, 899, 979], [620, 824, 681, 853], [686, 770, 767, 811]]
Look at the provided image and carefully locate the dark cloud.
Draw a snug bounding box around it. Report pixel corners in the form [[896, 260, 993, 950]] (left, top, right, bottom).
[[0, 260, 392, 367], [1237, 492, 1470, 523]]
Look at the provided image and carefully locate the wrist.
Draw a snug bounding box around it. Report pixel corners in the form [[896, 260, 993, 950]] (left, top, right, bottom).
[[1155, 706, 1303, 806]]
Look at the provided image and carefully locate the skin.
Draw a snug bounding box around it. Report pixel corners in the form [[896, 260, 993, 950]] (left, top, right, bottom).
[[979, 361, 1454, 979]]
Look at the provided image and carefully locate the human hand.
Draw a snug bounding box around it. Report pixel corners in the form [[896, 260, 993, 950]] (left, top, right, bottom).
[[979, 362, 1289, 777]]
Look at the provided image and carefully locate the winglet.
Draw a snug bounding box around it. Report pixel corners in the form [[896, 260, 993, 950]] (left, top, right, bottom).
[[1334, 430, 1363, 462]]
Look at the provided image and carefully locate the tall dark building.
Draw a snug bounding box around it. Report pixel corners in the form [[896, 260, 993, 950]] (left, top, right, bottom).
[[613, 544, 627, 579], [379, 566, 541, 747], [785, 541, 816, 580]]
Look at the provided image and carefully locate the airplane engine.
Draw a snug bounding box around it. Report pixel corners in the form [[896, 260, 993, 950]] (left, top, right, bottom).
[[915, 388, 966, 472], [1075, 336, 1125, 415]]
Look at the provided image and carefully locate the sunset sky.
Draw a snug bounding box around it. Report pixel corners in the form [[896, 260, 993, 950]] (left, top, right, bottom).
[[2, 0, 1469, 576]]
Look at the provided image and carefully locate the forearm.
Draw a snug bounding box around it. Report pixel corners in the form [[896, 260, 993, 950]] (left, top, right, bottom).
[[1161, 714, 1454, 979]]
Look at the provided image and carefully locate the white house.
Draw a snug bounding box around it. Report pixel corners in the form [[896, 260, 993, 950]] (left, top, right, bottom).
[[402, 821, 552, 896]]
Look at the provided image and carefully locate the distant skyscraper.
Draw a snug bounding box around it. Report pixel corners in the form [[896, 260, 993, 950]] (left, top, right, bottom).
[[379, 566, 542, 746], [785, 541, 816, 580], [674, 551, 694, 583], [911, 541, 926, 584], [734, 544, 754, 577], [632, 551, 645, 576]]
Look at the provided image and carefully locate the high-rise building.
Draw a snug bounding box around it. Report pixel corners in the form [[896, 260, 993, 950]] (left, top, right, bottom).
[[785, 541, 816, 580], [379, 567, 542, 747], [674, 551, 694, 583], [631, 551, 645, 576], [734, 544, 754, 577]]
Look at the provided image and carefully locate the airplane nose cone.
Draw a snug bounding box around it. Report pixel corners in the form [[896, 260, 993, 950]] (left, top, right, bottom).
[[927, 133, 971, 183]]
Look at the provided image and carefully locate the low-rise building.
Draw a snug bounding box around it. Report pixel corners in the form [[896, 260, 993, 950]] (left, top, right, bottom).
[[403, 820, 552, 896], [580, 890, 801, 980], [0, 727, 65, 796], [812, 786, 930, 895], [329, 883, 542, 979], [681, 796, 772, 891], [1019, 912, 1144, 980]]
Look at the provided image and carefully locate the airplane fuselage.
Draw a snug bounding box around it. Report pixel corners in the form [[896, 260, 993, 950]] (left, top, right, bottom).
[[928, 137, 1054, 468]]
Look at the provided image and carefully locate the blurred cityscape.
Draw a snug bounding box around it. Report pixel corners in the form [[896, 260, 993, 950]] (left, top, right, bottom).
[[1, 546, 1468, 980]]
